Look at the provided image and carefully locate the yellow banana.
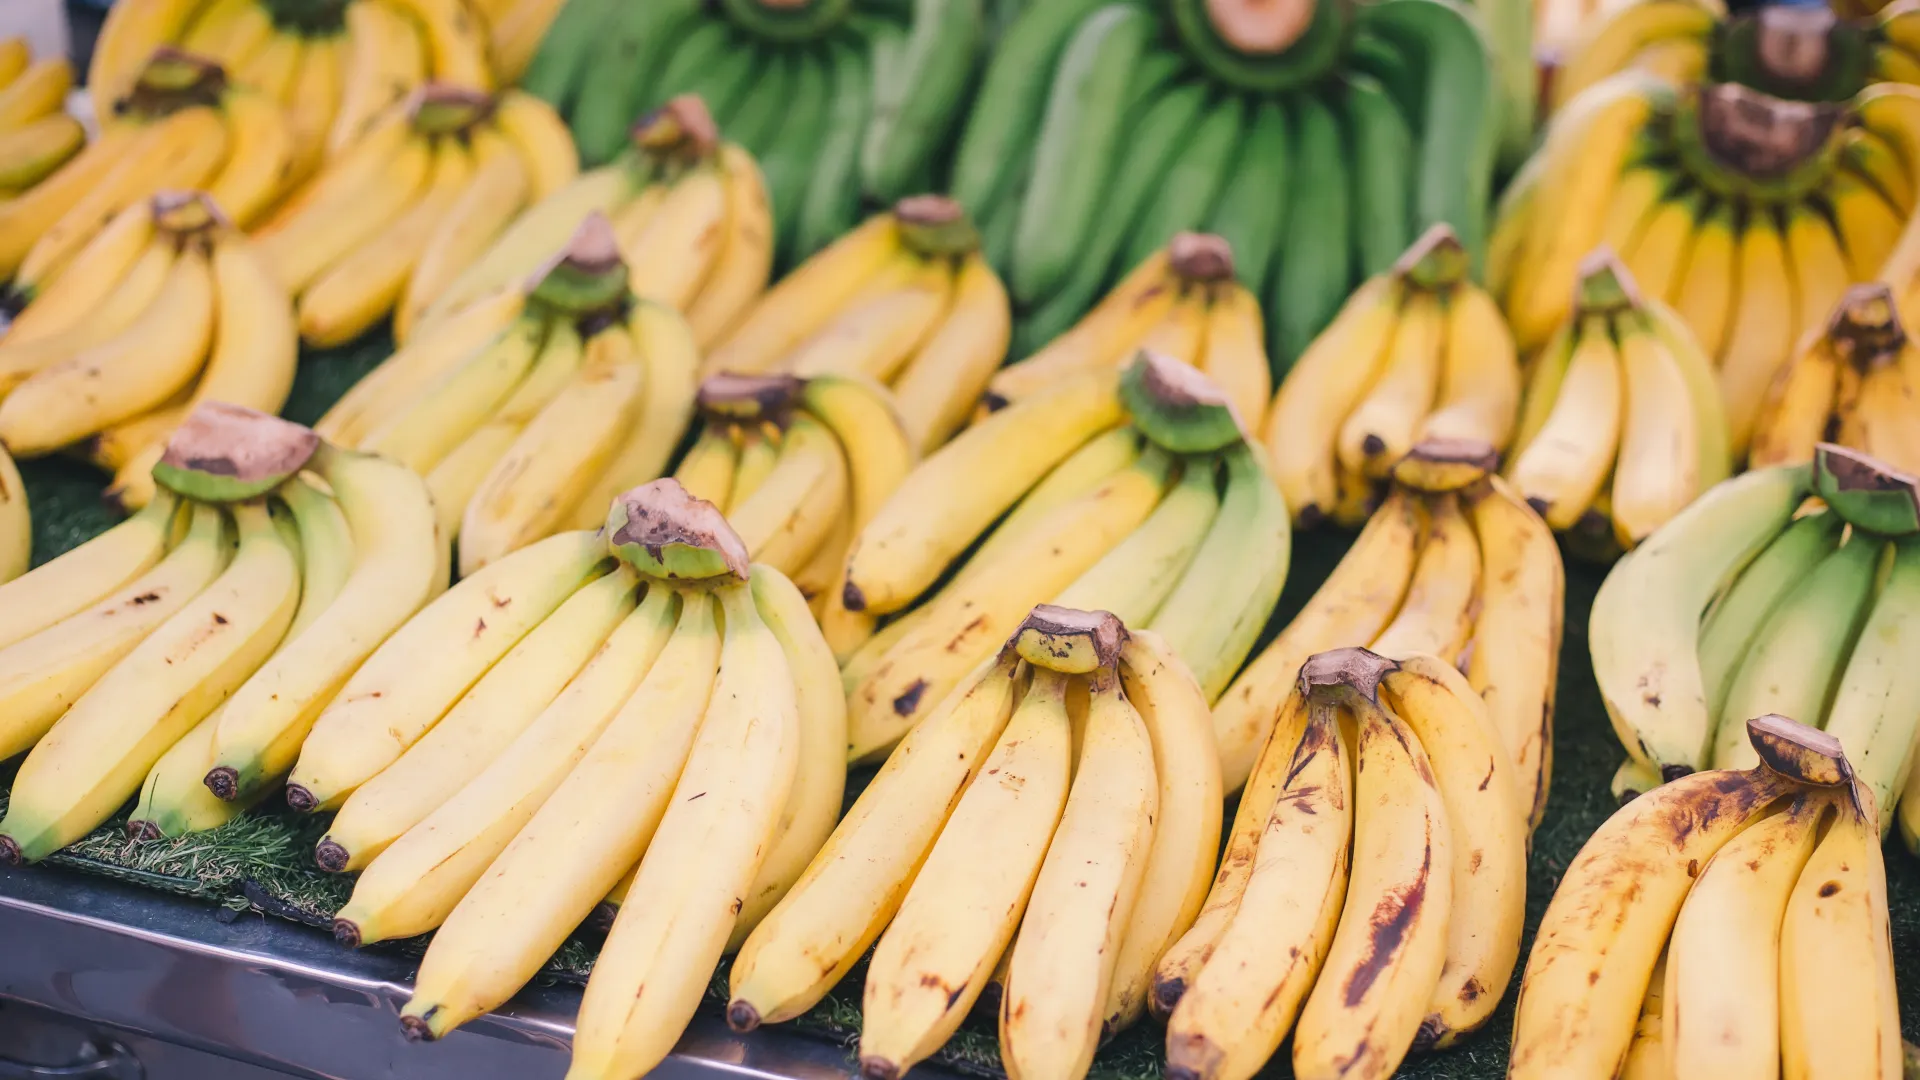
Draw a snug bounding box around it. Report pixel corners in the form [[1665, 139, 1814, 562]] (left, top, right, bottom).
[[701, 212, 902, 376], [622, 160, 729, 311], [360, 312, 546, 470], [1550, 0, 1715, 110], [491, 89, 578, 202], [1337, 288, 1444, 480], [326, 0, 427, 157], [682, 144, 774, 349], [257, 129, 432, 294], [315, 285, 525, 445], [1717, 209, 1799, 458], [985, 250, 1177, 402], [85, 0, 207, 114], [785, 255, 954, 383], [1610, 309, 1700, 546], [1671, 197, 1736, 359], [396, 127, 531, 342], [1619, 188, 1699, 302], [1369, 492, 1480, 661], [0, 58, 71, 130], [281, 31, 344, 181], [1417, 283, 1519, 450], [1505, 311, 1623, 530], [0, 113, 85, 195], [1195, 281, 1271, 433]]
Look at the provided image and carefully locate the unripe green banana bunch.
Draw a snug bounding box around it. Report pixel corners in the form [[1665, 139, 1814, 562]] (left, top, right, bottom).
[[1265, 225, 1522, 531], [315, 213, 701, 577], [0, 39, 85, 200], [0, 403, 444, 863], [1593, 442, 1920, 833], [1511, 713, 1898, 1080], [836, 351, 1291, 767], [1751, 280, 1920, 475]]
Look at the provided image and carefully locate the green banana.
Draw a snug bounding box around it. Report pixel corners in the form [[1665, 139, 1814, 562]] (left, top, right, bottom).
[[1269, 91, 1352, 370], [726, 48, 797, 157], [1165, 0, 1349, 92], [794, 36, 873, 259], [979, 143, 1033, 272], [718, 0, 857, 41], [568, 0, 705, 165], [1120, 92, 1245, 272], [1203, 97, 1289, 300], [1823, 537, 1920, 825], [1342, 72, 1417, 277], [521, 0, 626, 114], [1474, 0, 1535, 170], [1010, 2, 1154, 305], [1345, 30, 1422, 128], [1696, 511, 1842, 720], [860, 0, 985, 202], [763, 47, 834, 263], [671, 27, 763, 132]]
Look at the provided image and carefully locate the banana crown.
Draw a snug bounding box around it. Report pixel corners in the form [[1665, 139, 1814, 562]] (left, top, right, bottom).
[[526, 212, 632, 317], [153, 402, 319, 504], [606, 477, 752, 584], [1813, 441, 1920, 537], [118, 48, 229, 118], [626, 95, 722, 179], [1010, 604, 1126, 676], [407, 84, 497, 139], [1120, 349, 1247, 455], [893, 195, 981, 260]]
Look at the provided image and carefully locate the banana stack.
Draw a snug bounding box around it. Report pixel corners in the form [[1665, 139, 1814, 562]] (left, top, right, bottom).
[[0, 40, 84, 200], [672, 371, 912, 609], [0, 49, 295, 286], [732, 605, 1226, 1080], [1214, 441, 1562, 827], [0, 402, 443, 858], [0, 442, 25, 585], [1509, 714, 1898, 1080], [253, 84, 577, 348], [1594, 444, 1920, 828], [1158, 644, 1527, 1080], [0, 191, 297, 513], [953, 0, 1499, 367], [1264, 225, 1521, 529], [1751, 281, 1920, 474], [316, 214, 698, 576], [404, 94, 770, 352], [986, 232, 1272, 430], [525, 0, 982, 266], [89, 0, 491, 181], [836, 351, 1291, 766], [1501, 252, 1728, 553], [1496, 76, 1920, 460], [701, 197, 1009, 454]]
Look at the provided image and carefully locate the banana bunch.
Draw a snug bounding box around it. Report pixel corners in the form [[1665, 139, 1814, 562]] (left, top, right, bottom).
[[0, 403, 442, 858], [0, 49, 295, 287], [985, 232, 1272, 430], [1495, 77, 1920, 459], [1502, 252, 1728, 552], [89, 0, 491, 181], [0, 39, 85, 199], [0, 191, 297, 512], [701, 197, 1009, 453], [1158, 644, 1526, 1080], [1215, 441, 1562, 825], [0, 442, 24, 584], [837, 351, 1291, 766], [1594, 444, 1920, 826], [316, 214, 698, 577], [953, 0, 1497, 368], [1509, 714, 1898, 1080], [464, 0, 568, 84], [525, 0, 982, 266], [252, 84, 575, 348], [1264, 225, 1521, 529], [732, 605, 1224, 1080], [404, 95, 770, 352], [1752, 281, 1920, 474], [672, 371, 912, 610]]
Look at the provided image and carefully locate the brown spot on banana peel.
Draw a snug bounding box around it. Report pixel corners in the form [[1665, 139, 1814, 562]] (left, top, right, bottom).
[[1343, 845, 1432, 1008]]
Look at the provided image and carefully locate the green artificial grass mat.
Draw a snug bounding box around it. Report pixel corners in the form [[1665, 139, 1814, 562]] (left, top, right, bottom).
[[9, 336, 1920, 1078]]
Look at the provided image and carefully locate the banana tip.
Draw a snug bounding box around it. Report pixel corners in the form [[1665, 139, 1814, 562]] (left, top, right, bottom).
[[399, 1014, 435, 1042], [285, 784, 318, 813], [0, 836, 21, 866], [314, 839, 350, 873], [725, 1000, 760, 1032], [127, 820, 161, 842], [1150, 978, 1186, 1019], [858, 1057, 902, 1080], [332, 918, 362, 949], [203, 766, 239, 801]]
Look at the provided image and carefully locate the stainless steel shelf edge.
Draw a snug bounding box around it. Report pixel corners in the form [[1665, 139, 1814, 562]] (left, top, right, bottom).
[[0, 866, 889, 1080]]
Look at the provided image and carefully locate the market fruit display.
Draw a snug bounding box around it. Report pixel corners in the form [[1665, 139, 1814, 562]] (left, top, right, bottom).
[[956, 0, 1501, 367], [0, 404, 441, 860], [1159, 645, 1526, 1080], [986, 231, 1272, 429], [1214, 441, 1562, 821], [732, 606, 1225, 1080], [0, 191, 297, 512], [836, 351, 1291, 765], [404, 94, 770, 351], [1751, 281, 1920, 473], [525, 0, 983, 270], [1264, 225, 1520, 528], [316, 214, 698, 575], [1495, 76, 1919, 459], [0, 39, 85, 198], [1593, 444, 1920, 825], [0, 49, 296, 283], [256, 84, 578, 348], [1508, 714, 1898, 1080], [700, 198, 1012, 453]]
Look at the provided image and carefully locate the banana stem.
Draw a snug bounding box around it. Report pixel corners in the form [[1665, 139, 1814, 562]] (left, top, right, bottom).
[[1825, 283, 1907, 368], [1168, 232, 1237, 285], [1687, 83, 1845, 188], [1120, 351, 1247, 454], [1754, 7, 1837, 86], [529, 214, 633, 317], [895, 196, 981, 258], [1011, 604, 1127, 675], [259, 0, 351, 35], [606, 478, 753, 583], [123, 49, 227, 116], [409, 86, 498, 138], [1205, 0, 1317, 55], [696, 373, 805, 427], [152, 402, 320, 504], [1395, 224, 1470, 291]]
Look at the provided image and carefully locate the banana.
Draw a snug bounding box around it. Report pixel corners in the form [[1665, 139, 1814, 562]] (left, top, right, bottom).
[[1619, 950, 1671, 1080], [1549, 0, 1714, 109], [1620, 188, 1699, 302], [0, 492, 179, 651], [1695, 510, 1841, 721], [1784, 201, 1854, 351], [702, 213, 903, 376], [1598, 164, 1669, 256], [562, 300, 700, 531], [1133, 281, 1211, 369], [1505, 310, 1622, 530], [257, 129, 433, 294], [86, 0, 208, 116], [277, 476, 353, 642], [490, 90, 576, 203], [1718, 209, 1798, 458], [0, 122, 145, 279], [856, 667, 1073, 1080], [384, 0, 493, 93], [282, 31, 344, 182], [1609, 306, 1699, 546], [488, 0, 570, 84], [1418, 281, 1520, 450], [0, 501, 298, 864], [396, 129, 530, 343], [784, 255, 955, 383], [620, 160, 730, 312], [0, 444, 25, 585], [1053, 457, 1219, 627], [396, 586, 719, 1038], [567, 580, 798, 1080], [726, 416, 848, 575], [332, 581, 681, 945], [989, 247, 1180, 403], [1196, 280, 1272, 434], [671, 425, 740, 509], [360, 313, 547, 472], [129, 705, 262, 838], [203, 86, 297, 230], [1830, 169, 1903, 281], [0, 113, 84, 200], [729, 426, 782, 510], [327, 0, 427, 156], [681, 144, 774, 350], [1839, 355, 1920, 471], [0, 174, 155, 342], [1370, 492, 1479, 662], [1823, 538, 1920, 827], [284, 529, 608, 813], [1339, 289, 1444, 481]]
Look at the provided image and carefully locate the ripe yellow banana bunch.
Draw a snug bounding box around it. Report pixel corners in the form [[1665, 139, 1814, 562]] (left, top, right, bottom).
[[1266, 225, 1521, 529], [0, 49, 295, 287], [702, 196, 1011, 454], [1215, 441, 1562, 823], [315, 213, 699, 576], [253, 84, 577, 348], [0, 39, 85, 199], [0, 442, 25, 585], [463, 0, 567, 85], [1593, 444, 1920, 828], [1503, 252, 1728, 552], [89, 0, 492, 180], [1510, 714, 1898, 1080], [986, 232, 1273, 433], [837, 351, 1291, 765], [1159, 645, 1526, 1080], [1752, 282, 1920, 473], [0, 191, 297, 509], [733, 606, 1223, 1080], [0, 404, 441, 858], [407, 94, 772, 351]]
